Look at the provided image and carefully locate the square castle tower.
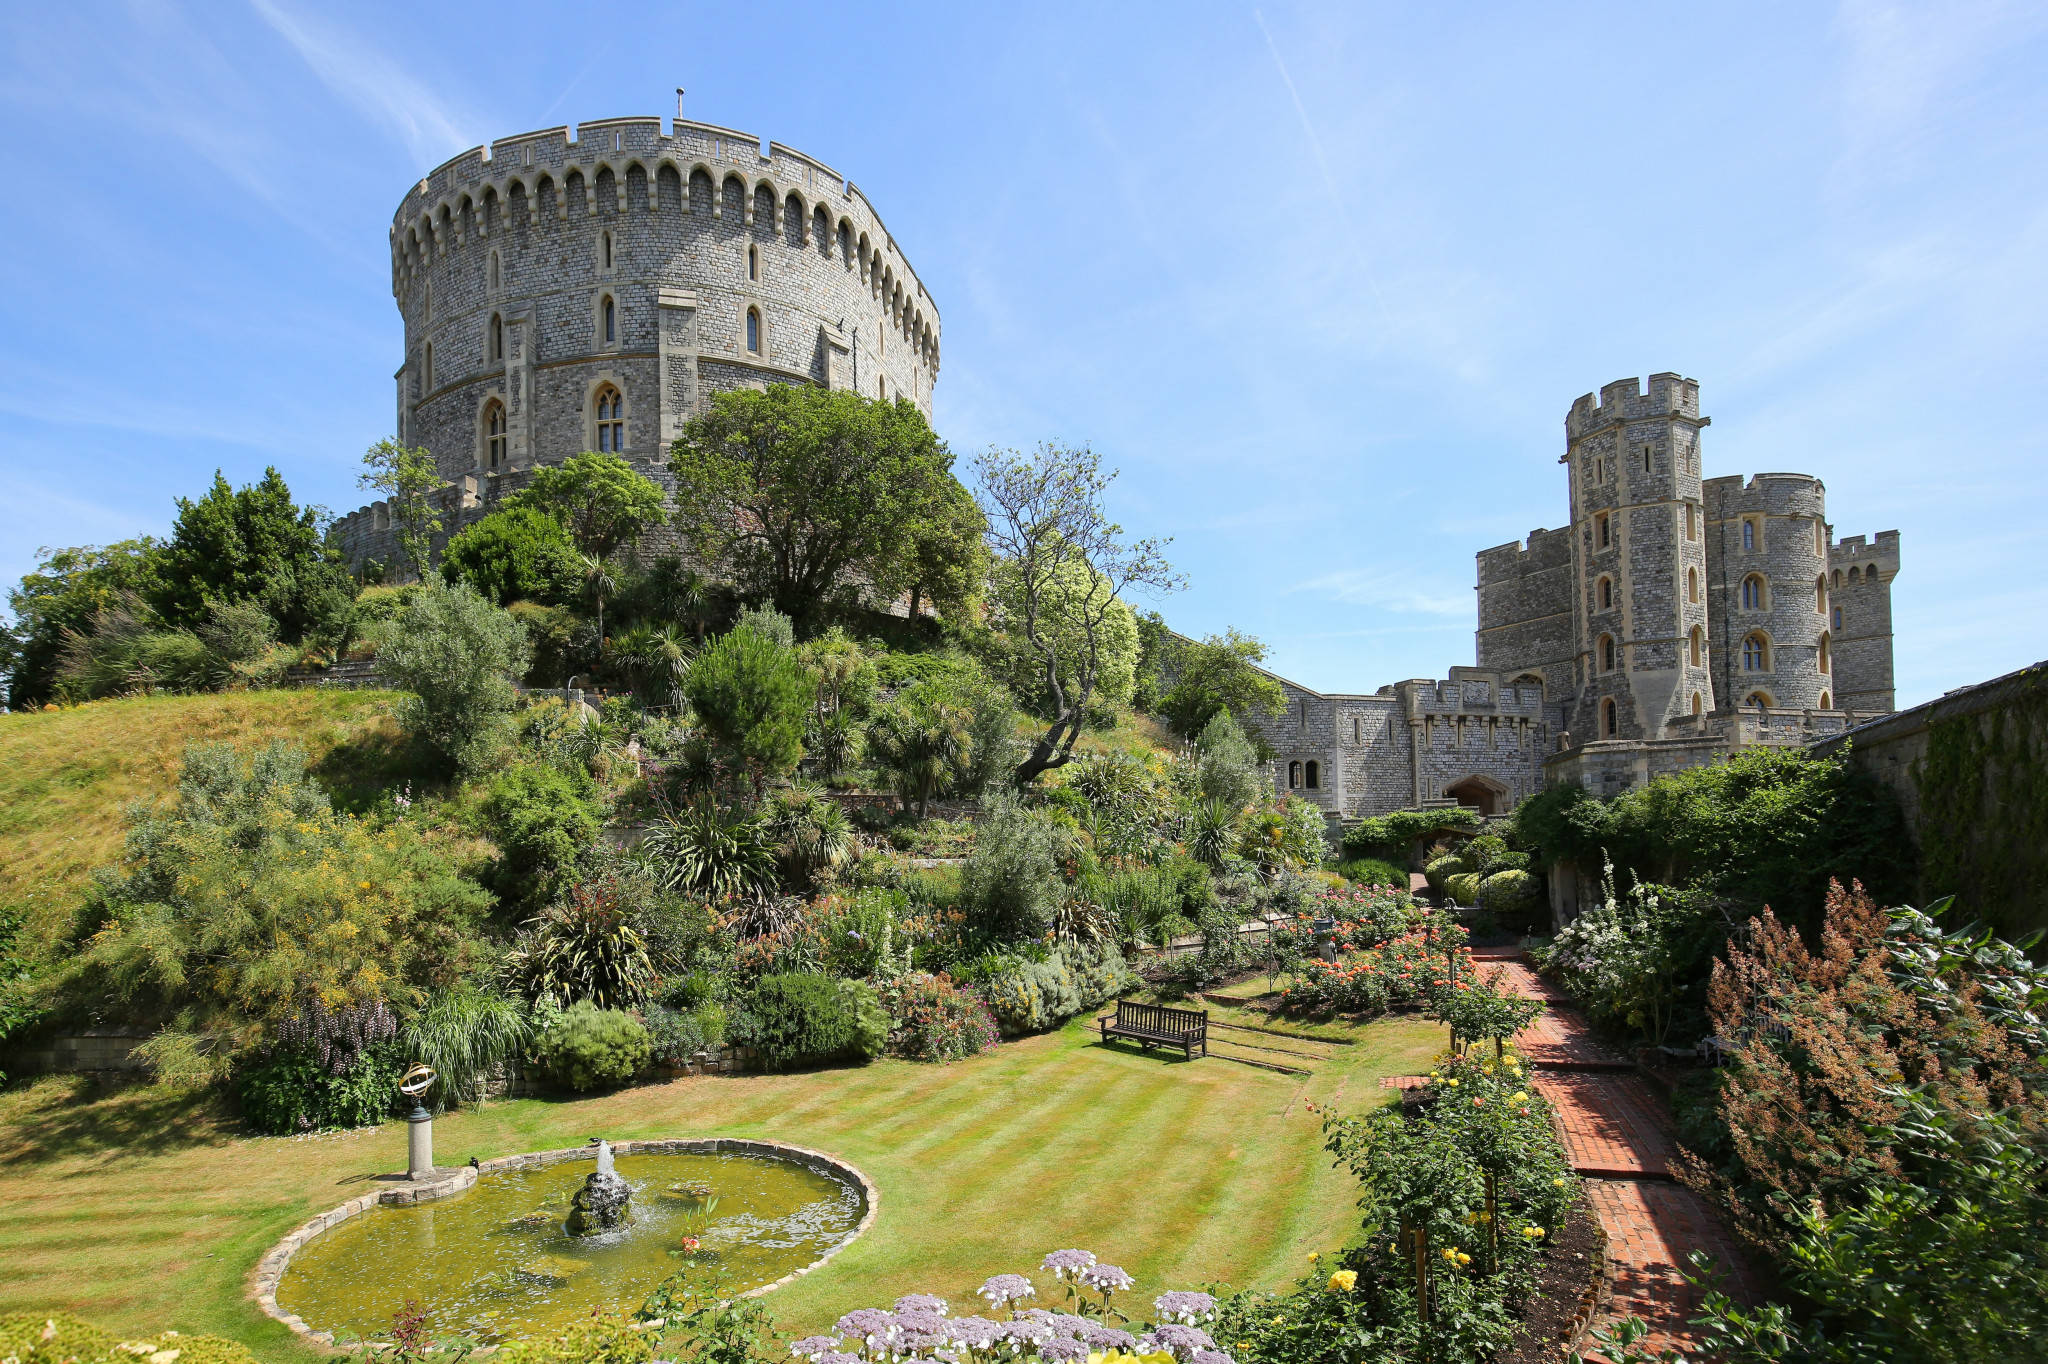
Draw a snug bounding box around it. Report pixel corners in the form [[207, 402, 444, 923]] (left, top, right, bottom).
[[1238, 373, 1900, 816]]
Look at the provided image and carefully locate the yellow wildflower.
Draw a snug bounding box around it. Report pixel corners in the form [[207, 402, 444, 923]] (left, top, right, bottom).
[[1512, 1091, 1528, 1102], [1326, 1270, 1357, 1293], [1442, 1248, 1458, 1263], [1307, 1250, 1320, 1262]]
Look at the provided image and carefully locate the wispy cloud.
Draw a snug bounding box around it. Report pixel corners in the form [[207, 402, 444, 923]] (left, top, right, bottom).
[[246, 0, 477, 166], [1286, 567, 1470, 617]]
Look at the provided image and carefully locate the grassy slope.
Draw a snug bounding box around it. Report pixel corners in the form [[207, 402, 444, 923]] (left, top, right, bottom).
[[0, 691, 406, 951], [0, 1013, 1443, 1360]]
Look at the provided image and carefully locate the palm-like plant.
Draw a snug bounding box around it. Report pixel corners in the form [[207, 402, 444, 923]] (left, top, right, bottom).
[[868, 686, 970, 819], [503, 877, 657, 1010], [639, 798, 777, 900], [1190, 796, 1241, 869], [581, 553, 619, 646], [761, 785, 857, 891], [611, 623, 693, 709]]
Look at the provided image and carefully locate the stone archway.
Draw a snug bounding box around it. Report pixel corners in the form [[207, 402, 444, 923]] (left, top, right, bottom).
[[1443, 774, 1509, 817]]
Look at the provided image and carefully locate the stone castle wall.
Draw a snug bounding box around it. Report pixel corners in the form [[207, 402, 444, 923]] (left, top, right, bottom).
[[336, 115, 939, 572]]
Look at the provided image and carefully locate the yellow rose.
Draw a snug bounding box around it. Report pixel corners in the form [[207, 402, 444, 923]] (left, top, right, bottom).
[[1441, 1248, 1458, 1263], [1326, 1270, 1357, 1293], [1512, 1091, 1528, 1102], [1307, 1250, 1320, 1262]]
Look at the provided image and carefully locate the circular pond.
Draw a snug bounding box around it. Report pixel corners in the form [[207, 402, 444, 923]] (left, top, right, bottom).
[[276, 1150, 864, 1342]]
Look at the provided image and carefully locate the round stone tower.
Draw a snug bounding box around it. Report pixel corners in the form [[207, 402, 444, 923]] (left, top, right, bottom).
[[335, 115, 940, 569]]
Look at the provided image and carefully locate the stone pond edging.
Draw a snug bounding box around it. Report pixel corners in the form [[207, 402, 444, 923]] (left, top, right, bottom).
[[249, 1137, 881, 1346]]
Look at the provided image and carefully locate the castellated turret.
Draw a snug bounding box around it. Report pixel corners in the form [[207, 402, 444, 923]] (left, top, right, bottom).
[[335, 115, 940, 572]]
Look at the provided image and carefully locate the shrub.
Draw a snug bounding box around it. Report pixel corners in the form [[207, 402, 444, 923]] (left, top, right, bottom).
[[960, 792, 1066, 938], [1279, 926, 1471, 1015], [1442, 871, 1482, 905], [399, 987, 531, 1111], [1335, 856, 1407, 888], [238, 1044, 403, 1134], [532, 1000, 652, 1091], [642, 1000, 726, 1062], [1342, 806, 1481, 863], [884, 973, 1000, 1061], [1424, 852, 1469, 891], [1240, 796, 1328, 874], [640, 799, 777, 900], [441, 505, 584, 606], [740, 972, 882, 1070], [1194, 709, 1264, 810], [984, 941, 1135, 1035], [1477, 868, 1544, 927], [482, 761, 604, 913], [682, 623, 813, 797], [382, 583, 532, 776]]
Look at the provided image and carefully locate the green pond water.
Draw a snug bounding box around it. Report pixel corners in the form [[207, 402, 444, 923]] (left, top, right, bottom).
[[277, 1152, 864, 1342]]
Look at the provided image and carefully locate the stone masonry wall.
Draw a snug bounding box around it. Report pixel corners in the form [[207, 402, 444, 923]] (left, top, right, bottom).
[[338, 115, 940, 571]]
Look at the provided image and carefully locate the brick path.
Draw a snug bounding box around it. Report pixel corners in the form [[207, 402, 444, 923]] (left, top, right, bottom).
[[1478, 949, 1761, 1358]]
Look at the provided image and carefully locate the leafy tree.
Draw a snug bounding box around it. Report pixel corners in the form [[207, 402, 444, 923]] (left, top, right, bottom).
[[901, 477, 989, 622], [1194, 710, 1264, 810], [1155, 627, 1286, 737], [381, 584, 533, 776], [959, 792, 1068, 939], [680, 623, 814, 798], [481, 761, 605, 914], [440, 505, 583, 605], [2, 539, 165, 708], [973, 443, 1181, 784], [359, 439, 446, 580], [151, 467, 355, 641], [506, 451, 668, 560], [669, 386, 974, 622]]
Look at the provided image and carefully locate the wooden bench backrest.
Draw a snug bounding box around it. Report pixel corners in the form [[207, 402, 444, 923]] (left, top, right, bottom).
[[1114, 1000, 1206, 1037]]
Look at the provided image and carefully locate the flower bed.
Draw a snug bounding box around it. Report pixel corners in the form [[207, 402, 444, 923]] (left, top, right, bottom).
[[1278, 925, 1474, 1016]]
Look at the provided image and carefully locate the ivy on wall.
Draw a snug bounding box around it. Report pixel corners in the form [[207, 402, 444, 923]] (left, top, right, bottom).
[[1913, 667, 2048, 938]]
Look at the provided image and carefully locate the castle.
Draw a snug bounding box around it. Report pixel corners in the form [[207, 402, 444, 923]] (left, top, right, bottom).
[[334, 115, 939, 570], [1240, 374, 1900, 817]]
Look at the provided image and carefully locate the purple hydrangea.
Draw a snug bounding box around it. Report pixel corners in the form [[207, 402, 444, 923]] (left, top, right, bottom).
[[1141, 1325, 1216, 1360], [1187, 1352, 1237, 1364], [1037, 1340, 1088, 1364], [834, 1310, 899, 1349], [1152, 1292, 1218, 1325], [1079, 1263, 1135, 1294], [996, 1320, 1052, 1355], [1077, 1327, 1136, 1352], [895, 1295, 950, 1317], [977, 1274, 1036, 1309], [1040, 1249, 1097, 1281], [1039, 1315, 1093, 1339], [943, 1318, 1003, 1351], [791, 1338, 842, 1361], [891, 1312, 952, 1358]]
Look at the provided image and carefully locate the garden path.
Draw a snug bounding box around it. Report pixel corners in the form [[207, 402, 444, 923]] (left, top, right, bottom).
[[1468, 947, 1765, 1360]]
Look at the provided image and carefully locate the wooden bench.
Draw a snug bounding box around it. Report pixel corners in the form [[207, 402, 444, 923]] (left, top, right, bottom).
[[1100, 1000, 1208, 1060]]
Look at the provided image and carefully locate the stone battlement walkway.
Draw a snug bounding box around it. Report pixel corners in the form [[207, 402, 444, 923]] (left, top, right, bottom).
[[1469, 947, 1764, 1358]]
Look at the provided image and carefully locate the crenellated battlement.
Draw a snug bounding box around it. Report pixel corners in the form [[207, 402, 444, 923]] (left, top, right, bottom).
[[1829, 528, 1901, 580], [1566, 372, 1704, 440], [387, 116, 940, 379]]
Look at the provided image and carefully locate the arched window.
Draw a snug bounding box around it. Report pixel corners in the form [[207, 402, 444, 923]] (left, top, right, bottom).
[[1818, 634, 1831, 673], [1742, 574, 1767, 610], [1685, 503, 1697, 539], [1602, 698, 1617, 737], [1833, 606, 1843, 631], [747, 244, 759, 281], [482, 400, 507, 471], [423, 341, 433, 390], [1599, 634, 1616, 673], [1832, 568, 1842, 588], [1288, 761, 1302, 789], [603, 296, 617, 344], [490, 314, 504, 362], [1305, 761, 1321, 790], [746, 307, 761, 354], [1742, 518, 1757, 551], [603, 232, 614, 270], [1746, 692, 1772, 709], [1816, 576, 1827, 613], [1691, 691, 1703, 716], [1866, 562, 1879, 581], [1689, 626, 1703, 667], [1742, 633, 1769, 672], [1815, 519, 1827, 555], [1849, 566, 1861, 584], [1819, 691, 1832, 710], [593, 384, 624, 452], [1598, 576, 1613, 610], [1688, 566, 1699, 602], [1596, 513, 1611, 549]]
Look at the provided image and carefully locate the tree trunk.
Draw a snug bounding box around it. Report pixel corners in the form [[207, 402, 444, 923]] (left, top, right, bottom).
[[908, 584, 923, 621]]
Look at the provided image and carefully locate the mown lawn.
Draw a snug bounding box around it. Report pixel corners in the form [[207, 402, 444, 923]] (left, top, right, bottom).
[[0, 690, 410, 950], [0, 1012, 1444, 1361]]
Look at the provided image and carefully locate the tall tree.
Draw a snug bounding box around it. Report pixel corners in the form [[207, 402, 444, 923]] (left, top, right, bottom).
[[669, 386, 976, 623], [1155, 627, 1287, 737], [681, 621, 814, 800], [153, 468, 353, 641], [359, 439, 445, 581], [973, 443, 1182, 785], [504, 452, 667, 561], [1, 539, 164, 709]]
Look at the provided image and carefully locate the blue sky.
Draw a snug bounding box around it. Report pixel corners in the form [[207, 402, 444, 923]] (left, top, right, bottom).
[[3, 1, 2044, 710]]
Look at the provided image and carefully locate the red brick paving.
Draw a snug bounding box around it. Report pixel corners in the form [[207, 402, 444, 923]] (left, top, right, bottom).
[[1472, 948, 1764, 1357], [1533, 1071, 1677, 1178]]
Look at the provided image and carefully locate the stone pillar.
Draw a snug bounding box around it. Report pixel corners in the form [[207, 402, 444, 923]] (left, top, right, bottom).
[[407, 1108, 434, 1179]]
